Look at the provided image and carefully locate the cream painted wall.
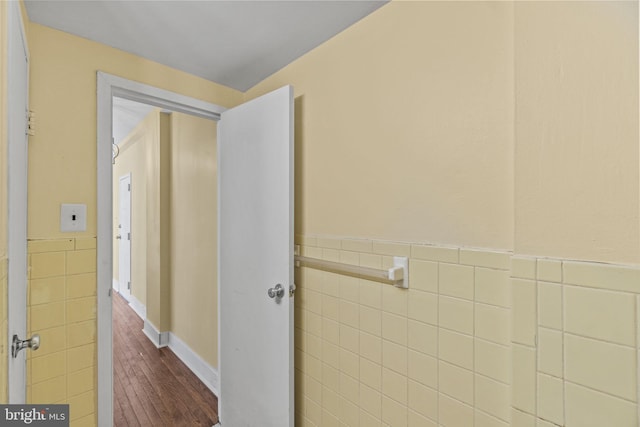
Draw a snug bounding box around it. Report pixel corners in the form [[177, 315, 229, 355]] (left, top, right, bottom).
[[27, 22, 243, 241], [145, 112, 171, 331], [246, 1, 639, 265], [514, 1, 639, 264], [112, 112, 151, 306], [246, 1, 515, 252], [169, 112, 218, 367], [111, 110, 218, 366]]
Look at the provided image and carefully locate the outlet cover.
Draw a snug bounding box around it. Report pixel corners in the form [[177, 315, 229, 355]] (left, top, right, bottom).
[[60, 204, 87, 232]]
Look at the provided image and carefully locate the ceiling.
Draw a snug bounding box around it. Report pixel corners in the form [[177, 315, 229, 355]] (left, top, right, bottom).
[[24, 0, 388, 92], [112, 97, 155, 145]]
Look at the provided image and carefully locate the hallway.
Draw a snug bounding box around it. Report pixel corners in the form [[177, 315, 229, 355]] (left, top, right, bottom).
[[113, 293, 219, 426]]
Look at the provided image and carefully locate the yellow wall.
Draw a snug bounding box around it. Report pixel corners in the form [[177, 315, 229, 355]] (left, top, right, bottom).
[[143, 111, 171, 331], [24, 20, 242, 424], [169, 112, 218, 367], [246, 1, 516, 252], [112, 110, 218, 367], [26, 237, 97, 426], [294, 236, 640, 427], [244, 1, 640, 426], [27, 22, 243, 240], [11, 0, 640, 424], [514, 1, 639, 264], [246, 1, 639, 265], [112, 112, 151, 306]]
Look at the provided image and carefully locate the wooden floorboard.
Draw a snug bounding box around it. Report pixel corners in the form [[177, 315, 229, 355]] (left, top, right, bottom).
[[113, 292, 219, 426]]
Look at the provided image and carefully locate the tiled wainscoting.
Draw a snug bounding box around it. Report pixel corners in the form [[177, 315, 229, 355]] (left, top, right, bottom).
[[511, 257, 640, 427], [13, 234, 640, 427], [27, 238, 97, 426], [294, 235, 640, 427]]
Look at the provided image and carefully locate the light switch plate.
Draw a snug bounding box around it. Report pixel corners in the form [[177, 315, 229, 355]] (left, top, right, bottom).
[[60, 204, 87, 232]]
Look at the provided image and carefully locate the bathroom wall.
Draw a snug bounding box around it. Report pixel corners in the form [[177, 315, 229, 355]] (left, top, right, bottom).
[[245, 1, 640, 426], [295, 236, 513, 426], [26, 237, 97, 426], [246, 1, 516, 252], [511, 255, 640, 427], [25, 22, 242, 424], [293, 236, 640, 426], [246, 1, 639, 266], [514, 1, 639, 264], [27, 22, 242, 241], [8, 0, 640, 424]]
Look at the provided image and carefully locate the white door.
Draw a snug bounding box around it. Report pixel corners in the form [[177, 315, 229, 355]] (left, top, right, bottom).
[[118, 174, 132, 301], [218, 86, 294, 426], [7, 0, 30, 403]]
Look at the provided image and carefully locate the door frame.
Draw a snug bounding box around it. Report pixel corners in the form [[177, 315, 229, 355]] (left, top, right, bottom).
[[7, 0, 30, 403], [96, 72, 226, 426]]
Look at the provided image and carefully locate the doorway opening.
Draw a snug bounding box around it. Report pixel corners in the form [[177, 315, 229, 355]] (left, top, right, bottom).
[[97, 72, 226, 426], [99, 74, 295, 427], [110, 96, 220, 425]]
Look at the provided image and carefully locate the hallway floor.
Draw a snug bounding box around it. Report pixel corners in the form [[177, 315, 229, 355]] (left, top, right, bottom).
[[113, 293, 219, 426]]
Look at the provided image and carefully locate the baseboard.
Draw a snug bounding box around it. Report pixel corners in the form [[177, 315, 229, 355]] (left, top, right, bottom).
[[168, 332, 219, 396], [142, 319, 169, 348], [128, 294, 146, 320], [112, 278, 119, 291]]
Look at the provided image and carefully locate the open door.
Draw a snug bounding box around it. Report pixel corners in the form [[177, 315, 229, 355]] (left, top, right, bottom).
[[7, 0, 30, 403], [218, 86, 294, 426]]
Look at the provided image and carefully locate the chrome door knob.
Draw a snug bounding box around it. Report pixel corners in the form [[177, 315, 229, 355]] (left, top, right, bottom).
[[11, 334, 40, 358], [267, 284, 285, 299]]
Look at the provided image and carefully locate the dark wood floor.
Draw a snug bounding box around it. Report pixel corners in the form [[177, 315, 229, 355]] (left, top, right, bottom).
[[113, 292, 219, 426]]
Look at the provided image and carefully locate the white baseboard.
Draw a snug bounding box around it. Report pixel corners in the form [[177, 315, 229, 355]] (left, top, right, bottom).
[[168, 332, 219, 396], [128, 294, 146, 320], [112, 278, 119, 292], [142, 319, 169, 348]]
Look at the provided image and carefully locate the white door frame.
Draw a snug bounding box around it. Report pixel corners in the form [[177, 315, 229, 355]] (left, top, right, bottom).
[[97, 72, 226, 426], [7, 0, 30, 403]]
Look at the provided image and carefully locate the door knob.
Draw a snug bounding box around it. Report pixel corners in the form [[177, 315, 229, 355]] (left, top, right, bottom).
[[267, 284, 285, 299], [11, 334, 40, 358]]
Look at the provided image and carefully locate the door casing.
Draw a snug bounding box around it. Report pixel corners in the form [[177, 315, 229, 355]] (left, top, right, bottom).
[[7, 0, 30, 404], [97, 72, 226, 426]]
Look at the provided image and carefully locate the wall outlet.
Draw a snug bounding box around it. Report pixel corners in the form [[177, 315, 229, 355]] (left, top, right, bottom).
[[60, 204, 87, 232]]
